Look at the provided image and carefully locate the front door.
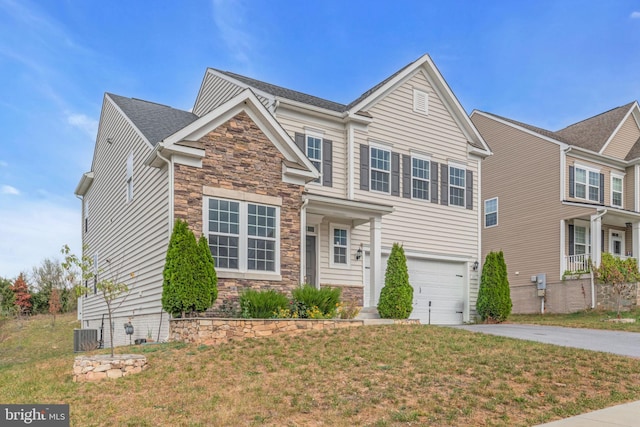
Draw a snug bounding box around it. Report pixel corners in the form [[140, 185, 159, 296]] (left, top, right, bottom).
[[305, 234, 317, 286]]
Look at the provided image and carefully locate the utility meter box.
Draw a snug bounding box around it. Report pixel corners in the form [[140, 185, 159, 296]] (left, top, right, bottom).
[[536, 273, 547, 290]]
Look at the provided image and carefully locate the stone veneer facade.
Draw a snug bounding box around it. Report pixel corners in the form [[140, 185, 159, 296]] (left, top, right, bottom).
[[173, 111, 305, 315], [73, 354, 148, 382]]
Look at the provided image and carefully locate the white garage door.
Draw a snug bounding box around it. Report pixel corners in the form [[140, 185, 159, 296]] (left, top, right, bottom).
[[365, 254, 466, 325]]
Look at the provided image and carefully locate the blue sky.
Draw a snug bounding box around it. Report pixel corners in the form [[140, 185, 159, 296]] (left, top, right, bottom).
[[1, 0, 639, 279]]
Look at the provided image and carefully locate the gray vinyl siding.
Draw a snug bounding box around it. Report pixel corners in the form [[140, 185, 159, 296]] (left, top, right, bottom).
[[625, 166, 635, 211], [602, 114, 640, 159], [81, 96, 170, 344], [193, 70, 271, 117], [472, 113, 595, 307]]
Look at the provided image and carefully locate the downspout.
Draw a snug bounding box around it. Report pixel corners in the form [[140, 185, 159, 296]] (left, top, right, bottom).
[[155, 146, 174, 233], [75, 194, 84, 322], [300, 198, 309, 286], [590, 209, 608, 309]]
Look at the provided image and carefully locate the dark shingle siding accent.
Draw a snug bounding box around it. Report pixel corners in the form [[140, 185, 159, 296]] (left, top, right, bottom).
[[108, 93, 199, 146]]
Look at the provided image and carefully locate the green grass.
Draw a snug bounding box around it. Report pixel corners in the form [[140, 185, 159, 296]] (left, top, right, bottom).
[[509, 307, 640, 332], [2, 312, 640, 426]]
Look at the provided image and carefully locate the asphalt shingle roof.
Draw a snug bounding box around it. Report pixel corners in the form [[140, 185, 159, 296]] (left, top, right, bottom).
[[108, 93, 199, 146]]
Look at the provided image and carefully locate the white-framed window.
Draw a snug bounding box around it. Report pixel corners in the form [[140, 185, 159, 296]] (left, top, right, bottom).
[[126, 152, 134, 202], [412, 156, 430, 200], [370, 146, 391, 193], [574, 166, 599, 202], [449, 165, 466, 207], [330, 225, 349, 267], [611, 175, 623, 208], [484, 198, 498, 228], [574, 225, 589, 255], [205, 197, 279, 273], [413, 89, 428, 115], [306, 134, 322, 184]]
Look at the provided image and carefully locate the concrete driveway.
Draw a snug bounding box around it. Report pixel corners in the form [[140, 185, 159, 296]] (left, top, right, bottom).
[[454, 324, 640, 358]]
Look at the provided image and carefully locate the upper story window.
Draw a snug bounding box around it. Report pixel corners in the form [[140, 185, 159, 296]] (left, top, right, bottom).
[[484, 198, 498, 227], [306, 135, 322, 184], [331, 225, 349, 267], [370, 147, 391, 193], [413, 89, 428, 115], [126, 152, 134, 202], [574, 166, 599, 202], [412, 156, 430, 200], [205, 197, 279, 273], [611, 175, 623, 208], [449, 165, 466, 207]]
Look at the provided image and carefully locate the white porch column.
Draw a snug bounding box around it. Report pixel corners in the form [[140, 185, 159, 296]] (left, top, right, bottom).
[[590, 214, 603, 267], [633, 221, 640, 267], [369, 216, 382, 307]]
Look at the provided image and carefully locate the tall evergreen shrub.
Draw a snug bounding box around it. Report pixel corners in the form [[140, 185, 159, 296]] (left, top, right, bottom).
[[162, 219, 217, 317], [476, 250, 512, 322], [377, 243, 413, 319]]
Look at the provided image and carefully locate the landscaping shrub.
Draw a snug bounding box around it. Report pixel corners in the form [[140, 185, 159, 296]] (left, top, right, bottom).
[[377, 243, 413, 319], [477, 250, 512, 323], [292, 285, 341, 318], [594, 253, 640, 316], [240, 289, 289, 319]]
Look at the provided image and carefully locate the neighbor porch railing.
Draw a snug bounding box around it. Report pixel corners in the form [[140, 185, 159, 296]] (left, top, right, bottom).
[[565, 254, 591, 273]]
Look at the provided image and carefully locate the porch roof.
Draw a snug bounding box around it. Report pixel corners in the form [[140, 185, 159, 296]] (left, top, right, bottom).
[[303, 193, 394, 226], [563, 204, 640, 228]]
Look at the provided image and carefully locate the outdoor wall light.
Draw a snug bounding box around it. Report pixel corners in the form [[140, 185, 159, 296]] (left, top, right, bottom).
[[355, 244, 363, 261], [626, 222, 632, 228], [124, 322, 134, 345], [472, 261, 479, 271], [107, 137, 113, 144]]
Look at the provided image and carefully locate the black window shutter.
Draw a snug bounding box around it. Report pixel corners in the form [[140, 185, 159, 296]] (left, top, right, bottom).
[[295, 132, 305, 154], [599, 173, 605, 204], [568, 224, 574, 256], [601, 229, 605, 252], [391, 152, 400, 196], [440, 164, 448, 206], [466, 170, 473, 210], [360, 145, 370, 191], [430, 161, 439, 203], [402, 154, 411, 198], [322, 139, 332, 187], [569, 166, 575, 198]]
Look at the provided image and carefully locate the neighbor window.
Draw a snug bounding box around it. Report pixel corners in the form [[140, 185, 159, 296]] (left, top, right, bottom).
[[370, 147, 391, 193], [126, 152, 134, 202], [574, 225, 589, 255], [574, 167, 599, 202], [449, 165, 466, 207], [331, 226, 349, 266], [412, 156, 430, 200], [611, 175, 623, 207], [484, 198, 498, 227], [306, 135, 322, 183], [206, 198, 279, 272]]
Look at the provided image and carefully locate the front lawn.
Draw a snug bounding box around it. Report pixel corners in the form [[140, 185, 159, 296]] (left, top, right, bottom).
[[509, 307, 640, 332], [2, 313, 640, 426]]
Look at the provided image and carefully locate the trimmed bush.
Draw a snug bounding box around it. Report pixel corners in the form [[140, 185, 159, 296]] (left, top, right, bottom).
[[240, 289, 289, 319], [377, 243, 414, 319], [292, 285, 341, 318], [476, 250, 512, 323], [162, 219, 218, 318]]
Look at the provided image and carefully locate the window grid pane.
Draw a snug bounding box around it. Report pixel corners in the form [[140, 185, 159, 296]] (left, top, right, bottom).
[[370, 148, 390, 193], [449, 166, 465, 207], [209, 235, 239, 269], [307, 136, 322, 183], [333, 228, 348, 264], [208, 199, 241, 270], [412, 158, 429, 200], [485, 198, 497, 227], [248, 238, 275, 271]]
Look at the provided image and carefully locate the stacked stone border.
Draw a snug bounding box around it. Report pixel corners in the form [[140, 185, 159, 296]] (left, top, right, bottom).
[[170, 318, 420, 345], [73, 354, 148, 382]]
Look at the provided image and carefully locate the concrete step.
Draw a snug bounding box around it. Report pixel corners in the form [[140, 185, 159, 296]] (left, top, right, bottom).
[[356, 307, 381, 320], [362, 319, 395, 326]]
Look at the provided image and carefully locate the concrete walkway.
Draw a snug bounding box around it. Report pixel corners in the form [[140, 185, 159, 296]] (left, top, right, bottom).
[[455, 324, 640, 426]]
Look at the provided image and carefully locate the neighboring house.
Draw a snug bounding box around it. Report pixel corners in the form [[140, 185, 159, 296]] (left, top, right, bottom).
[[472, 102, 640, 313], [75, 54, 490, 346]]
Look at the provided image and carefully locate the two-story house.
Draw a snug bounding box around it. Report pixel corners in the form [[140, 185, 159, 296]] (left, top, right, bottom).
[[472, 102, 640, 313], [75, 54, 491, 346]]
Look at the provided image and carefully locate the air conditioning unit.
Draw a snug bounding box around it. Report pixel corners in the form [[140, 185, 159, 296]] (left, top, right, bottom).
[[73, 329, 98, 353]]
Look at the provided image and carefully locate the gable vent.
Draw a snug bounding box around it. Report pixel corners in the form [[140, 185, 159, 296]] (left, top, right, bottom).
[[413, 89, 428, 115]]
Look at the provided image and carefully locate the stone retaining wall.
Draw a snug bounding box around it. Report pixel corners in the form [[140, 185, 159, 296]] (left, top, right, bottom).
[[73, 354, 148, 382], [170, 318, 419, 345]]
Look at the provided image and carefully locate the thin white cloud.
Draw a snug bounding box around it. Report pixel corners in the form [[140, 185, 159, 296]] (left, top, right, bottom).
[[1, 185, 20, 195], [211, 0, 253, 65], [0, 198, 80, 280], [0, 161, 7, 167], [631, 11, 640, 19], [67, 113, 98, 140]]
